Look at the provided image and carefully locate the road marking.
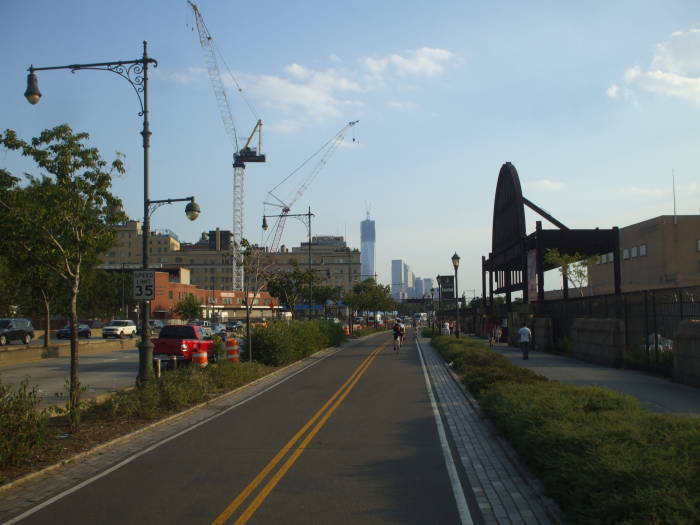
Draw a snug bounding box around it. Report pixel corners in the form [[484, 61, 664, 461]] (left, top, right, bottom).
[[416, 338, 474, 525], [212, 344, 384, 525], [1, 345, 348, 525]]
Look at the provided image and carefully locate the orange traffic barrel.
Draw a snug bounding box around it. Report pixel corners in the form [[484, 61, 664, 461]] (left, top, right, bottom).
[[343, 325, 350, 336], [192, 347, 208, 367], [226, 338, 240, 363]]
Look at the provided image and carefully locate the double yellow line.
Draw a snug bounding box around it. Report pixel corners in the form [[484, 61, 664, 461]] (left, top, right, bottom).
[[212, 344, 385, 525]]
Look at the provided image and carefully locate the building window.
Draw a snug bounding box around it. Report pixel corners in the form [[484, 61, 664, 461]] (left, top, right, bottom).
[[623, 248, 629, 260], [696, 240, 700, 252], [631, 246, 638, 258], [639, 244, 647, 256], [601, 254, 607, 263], [176, 257, 182, 263], [607, 252, 613, 262]]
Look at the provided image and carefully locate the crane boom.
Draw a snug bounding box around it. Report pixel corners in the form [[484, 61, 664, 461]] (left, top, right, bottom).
[[188, 1, 265, 291], [265, 120, 358, 253], [188, 0, 238, 151]]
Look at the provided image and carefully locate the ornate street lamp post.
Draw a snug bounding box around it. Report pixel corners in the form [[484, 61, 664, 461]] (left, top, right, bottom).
[[452, 252, 461, 338], [25, 42, 200, 385]]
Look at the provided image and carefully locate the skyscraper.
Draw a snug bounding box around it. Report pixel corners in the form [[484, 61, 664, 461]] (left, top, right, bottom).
[[360, 211, 376, 281], [391, 259, 404, 300]]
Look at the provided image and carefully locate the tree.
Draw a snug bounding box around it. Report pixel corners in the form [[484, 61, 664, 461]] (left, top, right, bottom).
[[240, 240, 275, 361], [345, 278, 395, 318], [267, 262, 320, 319], [0, 125, 125, 430], [313, 285, 342, 317], [544, 248, 598, 297], [173, 293, 202, 321]]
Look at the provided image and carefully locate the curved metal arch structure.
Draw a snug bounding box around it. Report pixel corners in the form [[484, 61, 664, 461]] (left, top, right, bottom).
[[482, 162, 621, 307]]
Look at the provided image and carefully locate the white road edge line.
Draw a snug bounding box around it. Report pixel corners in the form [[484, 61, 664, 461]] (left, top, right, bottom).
[[416, 338, 474, 525], [2, 345, 346, 525]]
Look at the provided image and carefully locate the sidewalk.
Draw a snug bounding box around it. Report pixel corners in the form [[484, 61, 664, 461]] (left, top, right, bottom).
[[488, 339, 700, 416], [419, 337, 562, 525]]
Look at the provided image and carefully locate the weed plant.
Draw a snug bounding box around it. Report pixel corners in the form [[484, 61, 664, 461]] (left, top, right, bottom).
[[0, 379, 50, 470], [431, 335, 700, 525]]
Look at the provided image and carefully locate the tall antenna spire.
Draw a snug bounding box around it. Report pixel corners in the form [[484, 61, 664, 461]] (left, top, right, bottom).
[[672, 168, 677, 224]]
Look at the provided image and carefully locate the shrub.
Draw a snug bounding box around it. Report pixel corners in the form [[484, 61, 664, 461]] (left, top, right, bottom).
[[0, 379, 50, 469], [250, 319, 345, 366], [430, 333, 700, 524]]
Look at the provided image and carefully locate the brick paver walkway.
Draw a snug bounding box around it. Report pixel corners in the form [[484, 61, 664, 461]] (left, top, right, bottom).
[[418, 337, 562, 525]]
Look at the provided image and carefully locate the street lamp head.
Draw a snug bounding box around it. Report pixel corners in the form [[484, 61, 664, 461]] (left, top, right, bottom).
[[451, 252, 461, 271], [185, 200, 200, 221], [24, 69, 42, 105], [262, 216, 268, 231]]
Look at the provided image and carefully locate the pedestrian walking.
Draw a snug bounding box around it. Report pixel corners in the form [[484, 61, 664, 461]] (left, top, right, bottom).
[[494, 325, 502, 345], [518, 322, 532, 360]]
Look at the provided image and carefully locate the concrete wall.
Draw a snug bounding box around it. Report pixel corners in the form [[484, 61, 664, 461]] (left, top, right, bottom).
[[673, 320, 700, 387], [0, 339, 132, 367], [570, 318, 625, 367]]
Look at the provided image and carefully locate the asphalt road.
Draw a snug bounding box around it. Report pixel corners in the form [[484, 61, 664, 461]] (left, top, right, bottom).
[[0, 348, 139, 407], [13, 333, 466, 524]]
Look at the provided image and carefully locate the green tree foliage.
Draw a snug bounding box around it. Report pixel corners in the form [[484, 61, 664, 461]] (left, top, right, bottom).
[[173, 293, 202, 321], [544, 248, 598, 297], [0, 125, 125, 430], [266, 262, 320, 318], [345, 278, 395, 314]]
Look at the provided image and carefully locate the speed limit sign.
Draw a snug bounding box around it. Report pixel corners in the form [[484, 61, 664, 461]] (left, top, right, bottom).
[[133, 270, 155, 301]]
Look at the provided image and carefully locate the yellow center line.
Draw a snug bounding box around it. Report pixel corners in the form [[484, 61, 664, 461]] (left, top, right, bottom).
[[233, 345, 384, 525], [211, 343, 385, 525]]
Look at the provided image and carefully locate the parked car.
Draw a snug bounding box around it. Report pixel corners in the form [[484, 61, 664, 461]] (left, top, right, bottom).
[[226, 320, 243, 332], [57, 324, 91, 339], [0, 318, 34, 345], [210, 323, 227, 338], [148, 319, 165, 334], [152, 324, 217, 363], [102, 319, 137, 339]]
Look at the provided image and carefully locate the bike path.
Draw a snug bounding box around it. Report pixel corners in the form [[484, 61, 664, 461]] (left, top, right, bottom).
[[487, 340, 700, 416]]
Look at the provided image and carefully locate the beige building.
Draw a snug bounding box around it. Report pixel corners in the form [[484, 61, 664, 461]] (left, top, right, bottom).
[[101, 223, 361, 294], [588, 215, 700, 294], [269, 236, 362, 293]]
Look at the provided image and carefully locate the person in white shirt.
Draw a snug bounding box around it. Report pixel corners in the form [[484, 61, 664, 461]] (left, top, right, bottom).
[[518, 322, 533, 360]]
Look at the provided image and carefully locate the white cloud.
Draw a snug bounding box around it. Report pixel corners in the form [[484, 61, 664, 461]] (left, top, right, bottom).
[[244, 47, 456, 127], [614, 28, 700, 106], [285, 63, 311, 80], [328, 54, 342, 63], [606, 84, 619, 99], [361, 47, 457, 79], [528, 179, 565, 191]]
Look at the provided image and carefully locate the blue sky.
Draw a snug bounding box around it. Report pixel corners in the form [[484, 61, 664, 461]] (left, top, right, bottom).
[[2, 1, 700, 295]]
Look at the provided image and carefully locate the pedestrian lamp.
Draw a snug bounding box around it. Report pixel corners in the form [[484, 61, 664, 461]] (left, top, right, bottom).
[[452, 252, 461, 338], [24, 43, 202, 386]]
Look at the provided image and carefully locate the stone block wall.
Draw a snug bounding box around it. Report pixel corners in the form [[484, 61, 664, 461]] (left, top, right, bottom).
[[570, 318, 625, 367], [532, 317, 553, 352], [673, 320, 700, 387]]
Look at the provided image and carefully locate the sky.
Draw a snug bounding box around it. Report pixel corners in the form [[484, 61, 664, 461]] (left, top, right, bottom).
[[2, 0, 700, 297]]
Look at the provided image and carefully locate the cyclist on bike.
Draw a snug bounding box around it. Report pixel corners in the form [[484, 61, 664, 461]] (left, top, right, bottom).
[[392, 320, 404, 351]]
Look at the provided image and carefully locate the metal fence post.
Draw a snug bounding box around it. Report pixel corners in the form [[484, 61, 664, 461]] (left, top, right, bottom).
[[652, 290, 658, 364]]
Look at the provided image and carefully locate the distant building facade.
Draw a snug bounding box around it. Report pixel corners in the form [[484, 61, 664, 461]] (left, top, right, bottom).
[[588, 215, 700, 294], [360, 213, 376, 281]]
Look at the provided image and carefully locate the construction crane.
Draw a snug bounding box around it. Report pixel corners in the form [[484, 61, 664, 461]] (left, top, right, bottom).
[[188, 0, 265, 290], [263, 120, 358, 252]]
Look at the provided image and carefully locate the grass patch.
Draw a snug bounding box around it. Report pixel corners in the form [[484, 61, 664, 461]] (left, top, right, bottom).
[[431, 335, 700, 525]]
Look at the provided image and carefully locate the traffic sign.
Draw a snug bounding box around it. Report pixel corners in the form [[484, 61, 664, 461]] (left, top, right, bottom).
[[133, 270, 155, 301]]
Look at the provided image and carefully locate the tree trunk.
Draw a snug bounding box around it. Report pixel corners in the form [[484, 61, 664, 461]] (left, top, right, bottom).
[[246, 304, 251, 362], [41, 289, 50, 348], [69, 281, 80, 432]]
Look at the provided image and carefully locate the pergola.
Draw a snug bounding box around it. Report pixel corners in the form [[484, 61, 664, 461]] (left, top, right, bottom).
[[482, 162, 621, 306]]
